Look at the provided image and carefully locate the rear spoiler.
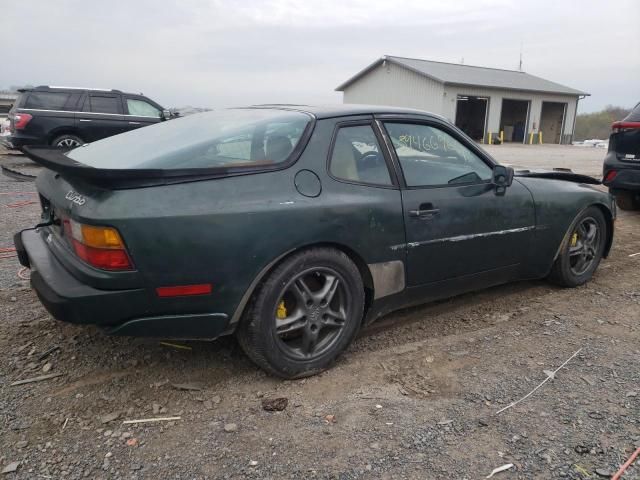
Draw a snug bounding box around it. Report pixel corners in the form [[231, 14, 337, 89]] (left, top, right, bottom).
[[22, 146, 263, 189], [515, 168, 601, 185]]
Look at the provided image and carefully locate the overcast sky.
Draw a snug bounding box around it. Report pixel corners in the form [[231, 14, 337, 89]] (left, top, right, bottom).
[[3, 0, 639, 112]]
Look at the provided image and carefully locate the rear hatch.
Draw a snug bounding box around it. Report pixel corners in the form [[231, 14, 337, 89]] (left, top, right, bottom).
[[23, 108, 314, 286], [7, 91, 26, 133], [609, 102, 640, 162], [33, 170, 143, 290]]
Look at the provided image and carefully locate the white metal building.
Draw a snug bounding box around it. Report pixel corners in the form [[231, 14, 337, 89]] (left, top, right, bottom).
[[336, 56, 588, 144]]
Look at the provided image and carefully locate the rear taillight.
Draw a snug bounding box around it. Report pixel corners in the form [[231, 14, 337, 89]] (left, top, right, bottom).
[[63, 219, 133, 270], [12, 113, 33, 130], [604, 170, 618, 183], [612, 121, 640, 134]]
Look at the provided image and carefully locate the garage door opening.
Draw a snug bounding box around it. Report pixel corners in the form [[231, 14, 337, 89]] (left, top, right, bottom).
[[455, 96, 488, 142], [499, 99, 529, 143], [539, 102, 567, 144]]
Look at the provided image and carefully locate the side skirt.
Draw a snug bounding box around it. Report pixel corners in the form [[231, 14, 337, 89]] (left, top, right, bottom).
[[363, 264, 522, 326]]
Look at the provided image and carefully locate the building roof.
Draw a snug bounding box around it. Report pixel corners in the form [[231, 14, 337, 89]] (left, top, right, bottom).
[[336, 55, 589, 96]]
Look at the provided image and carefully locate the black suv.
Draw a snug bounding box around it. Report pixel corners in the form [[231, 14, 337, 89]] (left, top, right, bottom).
[[603, 102, 640, 210], [5, 86, 170, 150]]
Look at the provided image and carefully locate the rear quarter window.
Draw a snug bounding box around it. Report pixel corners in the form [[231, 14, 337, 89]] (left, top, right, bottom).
[[24, 92, 72, 110]]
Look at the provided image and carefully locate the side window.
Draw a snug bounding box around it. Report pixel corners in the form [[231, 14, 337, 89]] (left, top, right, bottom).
[[384, 123, 492, 187], [90, 95, 121, 114], [329, 125, 392, 186], [126, 98, 161, 117], [64, 93, 82, 111]]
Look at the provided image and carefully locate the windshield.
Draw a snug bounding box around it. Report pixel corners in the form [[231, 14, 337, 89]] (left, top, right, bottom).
[[66, 108, 312, 170]]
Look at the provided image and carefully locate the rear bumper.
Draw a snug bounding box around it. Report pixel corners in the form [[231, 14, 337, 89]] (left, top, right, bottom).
[[604, 168, 640, 192], [15, 229, 229, 339], [603, 151, 640, 192], [4, 133, 42, 150]]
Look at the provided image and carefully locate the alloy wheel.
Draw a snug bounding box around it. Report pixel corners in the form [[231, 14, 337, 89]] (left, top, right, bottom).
[[273, 267, 350, 360], [568, 217, 600, 276], [57, 138, 81, 148]]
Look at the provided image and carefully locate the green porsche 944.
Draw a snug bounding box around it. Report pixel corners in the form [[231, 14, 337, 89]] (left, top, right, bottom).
[[15, 105, 615, 378]]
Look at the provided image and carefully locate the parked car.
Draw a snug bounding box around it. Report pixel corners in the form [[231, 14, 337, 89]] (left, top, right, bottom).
[[603, 102, 640, 210], [15, 105, 615, 378], [4, 85, 171, 150], [0, 117, 10, 136]]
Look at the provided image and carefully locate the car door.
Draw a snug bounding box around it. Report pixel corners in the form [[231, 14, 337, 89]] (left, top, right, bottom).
[[77, 93, 127, 142], [123, 96, 162, 132], [379, 118, 536, 286]]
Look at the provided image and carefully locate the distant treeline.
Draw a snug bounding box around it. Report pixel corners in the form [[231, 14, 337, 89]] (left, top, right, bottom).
[[574, 105, 631, 141]]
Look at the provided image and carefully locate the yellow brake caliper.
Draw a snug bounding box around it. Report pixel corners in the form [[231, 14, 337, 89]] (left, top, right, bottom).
[[570, 232, 578, 247], [277, 301, 287, 319]]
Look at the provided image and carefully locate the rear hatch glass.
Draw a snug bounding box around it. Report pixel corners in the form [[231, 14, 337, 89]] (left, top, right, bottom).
[[65, 108, 312, 171]]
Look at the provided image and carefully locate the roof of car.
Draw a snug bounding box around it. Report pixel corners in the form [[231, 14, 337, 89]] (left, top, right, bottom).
[[19, 85, 144, 96], [250, 104, 446, 120]]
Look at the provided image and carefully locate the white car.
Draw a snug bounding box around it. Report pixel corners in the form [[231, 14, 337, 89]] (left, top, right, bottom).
[[0, 117, 10, 136]]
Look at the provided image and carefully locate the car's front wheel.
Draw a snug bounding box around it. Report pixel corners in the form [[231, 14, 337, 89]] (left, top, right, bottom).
[[237, 248, 364, 378], [549, 207, 607, 287], [51, 134, 84, 149]]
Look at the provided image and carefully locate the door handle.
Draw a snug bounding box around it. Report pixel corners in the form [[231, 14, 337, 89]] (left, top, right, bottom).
[[78, 119, 92, 122], [409, 203, 440, 219], [128, 121, 141, 125]]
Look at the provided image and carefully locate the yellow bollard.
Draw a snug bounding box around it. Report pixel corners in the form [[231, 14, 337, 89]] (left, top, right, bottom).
[[538, 132, 543, 144], [529, 132, 534, 145], [488, 132, 493, 145], [500, 131, 504, 144]]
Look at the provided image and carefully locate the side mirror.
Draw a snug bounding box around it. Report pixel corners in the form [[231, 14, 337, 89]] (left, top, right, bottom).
[[492, 165, 514, 196], [161, 109, 172, 121]]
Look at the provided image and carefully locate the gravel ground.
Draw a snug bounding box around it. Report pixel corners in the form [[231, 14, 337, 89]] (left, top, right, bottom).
[[0, 145, 638, 479], [0, 151, 40, 290], [483, 144, 607, 178]]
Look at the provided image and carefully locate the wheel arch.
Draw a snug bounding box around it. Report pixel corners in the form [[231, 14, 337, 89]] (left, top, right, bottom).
[[593, 203, 614, 259], [227, 242, 375, 333], [48, 128, 83, 146], [553, 202, 614, 264]]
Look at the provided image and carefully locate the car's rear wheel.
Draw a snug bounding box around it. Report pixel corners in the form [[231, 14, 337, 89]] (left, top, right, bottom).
[[52, 134, 84, 149], [549, 207, 607, 287], [237, 248, 364, 378], [614, 191, 640, 211]]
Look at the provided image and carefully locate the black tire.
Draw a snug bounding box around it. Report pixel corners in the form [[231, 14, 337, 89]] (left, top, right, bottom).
[[549, 207, 607, 287], [615, 191, 640, 211], [237, 248, 364, 378], [51, 134, 84, 149]]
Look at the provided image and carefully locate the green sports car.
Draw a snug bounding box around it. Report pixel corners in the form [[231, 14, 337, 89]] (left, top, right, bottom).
[[15, 105, 615, 378]]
